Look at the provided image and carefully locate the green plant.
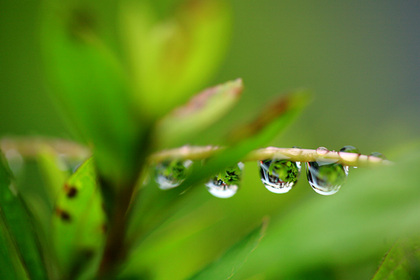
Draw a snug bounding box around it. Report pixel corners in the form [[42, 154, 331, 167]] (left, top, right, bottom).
[[1, 0, 420, 279]]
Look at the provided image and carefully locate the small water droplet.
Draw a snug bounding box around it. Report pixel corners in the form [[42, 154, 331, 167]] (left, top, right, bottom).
[[316, 147, 329, 155], [339, 145, 360, 154], [259, 159, 301, 194], [339, 145, 361, 170], [306, 161, 347, 195], [206, 163, 243, 198], [369, 152, 386, 159], [155, 159, 192, 190]]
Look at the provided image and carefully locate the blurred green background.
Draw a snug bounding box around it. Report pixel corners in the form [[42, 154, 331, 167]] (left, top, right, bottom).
[[1, 1, 420, 279], [2, 1, 420, 152]]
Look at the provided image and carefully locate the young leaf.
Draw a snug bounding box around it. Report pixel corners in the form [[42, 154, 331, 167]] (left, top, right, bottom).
[[41, 2, 147, 186], [155, 78, 243, 147], [176, 90, 310, 193], [121, 0, 231, 118], [128, 90, 309, 244], [53, 158, 106, 278], [0, 152, 47, 279], [188, 218, 268, 280], [372, 238, 420, 280]]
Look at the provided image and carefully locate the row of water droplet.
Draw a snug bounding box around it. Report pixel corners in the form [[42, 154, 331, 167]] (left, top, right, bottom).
[[154, 146, 385, 198]]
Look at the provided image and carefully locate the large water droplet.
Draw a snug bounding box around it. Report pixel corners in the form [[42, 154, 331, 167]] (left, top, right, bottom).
[[306, 161, 347, 195], [259, 159, 301, 194], [155, 159, 192, 190], [206, 163, 244, 198]]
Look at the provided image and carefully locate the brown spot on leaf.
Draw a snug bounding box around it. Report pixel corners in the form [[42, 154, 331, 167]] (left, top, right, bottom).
[[56, 208, 72, 222], [67, 186, 78, 198]]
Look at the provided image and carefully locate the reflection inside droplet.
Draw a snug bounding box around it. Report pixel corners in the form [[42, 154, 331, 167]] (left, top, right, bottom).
[[155, 159, 192, 190], [259, 159, 301, 194], [206, 163, 244, 198], [306, 161, 347, 195]]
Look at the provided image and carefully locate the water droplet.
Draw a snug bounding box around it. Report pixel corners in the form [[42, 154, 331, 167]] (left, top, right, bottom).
[[316, 147, 329, 155], [259, 159, 301, 194], [306, 161, 347, 195], [155, 159, 192, 190], [339, 145, 360, 154], [369, 152, 386, 159], [339, 145, 361, 170], [206, 163, 244, 198]]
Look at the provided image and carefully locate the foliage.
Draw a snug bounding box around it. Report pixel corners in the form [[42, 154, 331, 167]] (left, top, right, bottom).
[[0, 0, 420, 279]]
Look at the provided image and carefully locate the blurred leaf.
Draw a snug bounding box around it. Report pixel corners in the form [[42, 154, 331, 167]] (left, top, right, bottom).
[[178, 90, 310, 192], [0, 152, 47, 279], [0, 218, 28, 280], [188, 218, 268, 280], [227, 89, 311, 145], [156, 78, 243, 147], [232, 145, 420, 279], [53, 158, 106, 278], [121, 0, 231, 118], [128, 90, 310, 244], [372, 238, 420, 280], [41, 2, 147, 185]]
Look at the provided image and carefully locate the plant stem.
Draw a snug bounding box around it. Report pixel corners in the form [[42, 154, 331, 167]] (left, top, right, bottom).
[[97, 180, 134, 279], [1, 138, 391, 168], [149, 146, 392, 167]]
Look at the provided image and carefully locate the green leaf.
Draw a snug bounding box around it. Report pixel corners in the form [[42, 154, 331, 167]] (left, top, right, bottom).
[[178, 90, 310, 193], [41, 2, 148, 186], [0, 152, 47, 279], [156, 78, 243, 147], [0, 218, 28, 280], [231, 145, 420, 279], [121, 0, 231, 118], [372, 238, 420, 280], [188, 218, 269, 280], [127, 90, 309, 244], [53, 158, 106, 278], [36, 145, 71, 205]]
